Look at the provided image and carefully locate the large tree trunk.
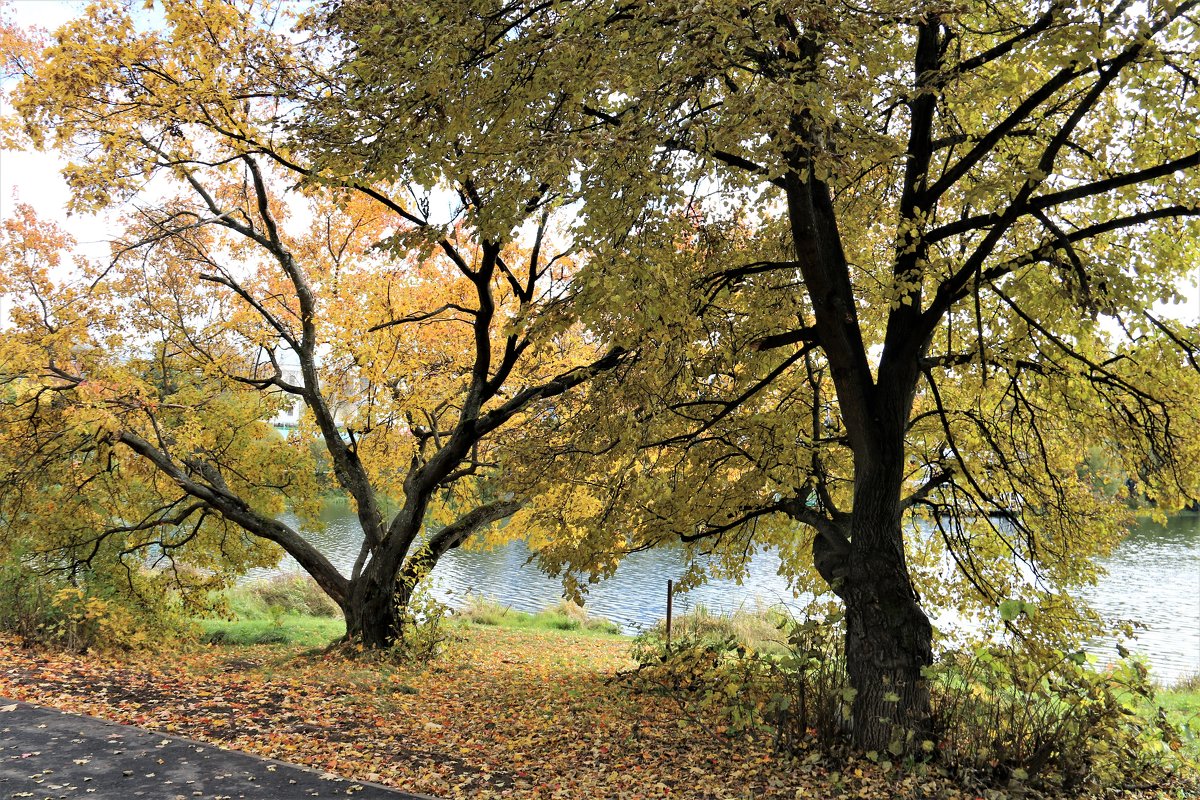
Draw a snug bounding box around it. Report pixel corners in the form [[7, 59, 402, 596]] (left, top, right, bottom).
[[343, 571, 402, 648], [338, 500, 522, 649], [843, 463, 933, 752]]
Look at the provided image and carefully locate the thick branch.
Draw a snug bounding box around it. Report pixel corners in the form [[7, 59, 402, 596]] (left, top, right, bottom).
[[926, 150, 1200, 244], [397, 499, 522, 587], [115, 430, 349, 606]]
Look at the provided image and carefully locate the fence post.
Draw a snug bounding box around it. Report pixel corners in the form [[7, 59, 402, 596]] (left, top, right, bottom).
[[666, 579, 674, 651]]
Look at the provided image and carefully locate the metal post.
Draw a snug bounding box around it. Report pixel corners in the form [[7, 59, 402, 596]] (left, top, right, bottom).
[[666, 579, 674, 651]]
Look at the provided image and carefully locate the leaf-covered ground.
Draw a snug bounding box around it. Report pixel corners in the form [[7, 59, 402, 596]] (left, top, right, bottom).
[[0, 628, 1189, 800]]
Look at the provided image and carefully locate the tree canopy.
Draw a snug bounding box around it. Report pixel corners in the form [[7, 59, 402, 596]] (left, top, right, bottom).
[[0, 0, 621, 647], [3, 0, 1200, 751], [313, 0, 1200, 746]]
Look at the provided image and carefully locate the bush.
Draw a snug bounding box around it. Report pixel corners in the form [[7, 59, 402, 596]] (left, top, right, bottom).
[[627, 603, 850, 749], [0, 563, 176, 652], [0, 562, 57, 642], [929, 646, 1190, 792], [224, 574, 340, 619], [392, 585, 453, 663], [626, 601, 1194, 792]]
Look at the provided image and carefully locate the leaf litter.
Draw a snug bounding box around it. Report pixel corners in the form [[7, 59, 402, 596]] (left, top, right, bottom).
[[0, 629, 1188, 799]]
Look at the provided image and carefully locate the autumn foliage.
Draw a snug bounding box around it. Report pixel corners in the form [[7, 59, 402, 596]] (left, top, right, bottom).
[[0, 0, 622, 649], [4, 0, 1200, 766]]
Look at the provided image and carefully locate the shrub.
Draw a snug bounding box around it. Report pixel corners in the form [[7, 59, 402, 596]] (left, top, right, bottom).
[[626, 601, 1194, 792], [392, 585, 452, 663], [627, 603, 850, 749], [0, 562, 57, 642], [45, 586, 152, 652], [0, 563, 177, 652], [929, 646, 1190, 792]]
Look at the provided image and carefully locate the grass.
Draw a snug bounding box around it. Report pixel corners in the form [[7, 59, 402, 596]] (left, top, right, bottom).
[[1157, 674, 1200, 756], [201, 581, 623, 647], [201, 574, 345, 647], [640, 602, 794, 653], [219, 574, 341, 620], [198, 615, 345, 647], [449, 594, 624, 636]]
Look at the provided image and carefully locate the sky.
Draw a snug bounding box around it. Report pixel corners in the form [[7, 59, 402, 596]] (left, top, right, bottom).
[[1, 1, 111, 262]]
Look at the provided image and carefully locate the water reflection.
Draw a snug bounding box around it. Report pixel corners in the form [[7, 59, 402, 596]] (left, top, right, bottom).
[[1078, 514, 1200, 682], [263, 507, 1200, 682], [265, 508, 806, 629]]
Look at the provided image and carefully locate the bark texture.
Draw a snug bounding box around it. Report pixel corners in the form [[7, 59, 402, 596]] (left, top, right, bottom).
[[845, 468, 933, 750]]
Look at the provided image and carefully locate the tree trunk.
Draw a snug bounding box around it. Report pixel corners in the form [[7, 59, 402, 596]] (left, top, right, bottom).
[[338, 500, 521, 649], [843, 466, 933, 752], [343, 572, 402, 649]]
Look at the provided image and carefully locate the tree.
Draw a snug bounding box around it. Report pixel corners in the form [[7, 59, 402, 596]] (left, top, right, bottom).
[[315, 0, 1200, 749], [1, 0, 623, 648]]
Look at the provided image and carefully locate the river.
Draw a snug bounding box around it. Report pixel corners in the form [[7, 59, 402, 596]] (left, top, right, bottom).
[[264, 505, 1200, 682]]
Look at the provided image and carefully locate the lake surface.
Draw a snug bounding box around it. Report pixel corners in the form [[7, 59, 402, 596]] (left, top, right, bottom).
[[1077, 515, 1200, 682], [265, 506, 1200, 682]]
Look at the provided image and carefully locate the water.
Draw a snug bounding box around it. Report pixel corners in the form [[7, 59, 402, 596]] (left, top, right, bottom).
[[264, 504, 1200, 682], [1078, 514, 1200, 682], [264, 503, 803, 628]]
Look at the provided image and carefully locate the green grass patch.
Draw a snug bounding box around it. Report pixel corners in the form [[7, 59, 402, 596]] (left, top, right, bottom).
[[200, 586, 623, 648], [451, 595, 624, 637], [198, 615, 345, 648], [199, 575, 343, 647]]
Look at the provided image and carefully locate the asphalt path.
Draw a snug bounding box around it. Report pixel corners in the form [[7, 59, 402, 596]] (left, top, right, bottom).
[[0, 698, 433, 799]]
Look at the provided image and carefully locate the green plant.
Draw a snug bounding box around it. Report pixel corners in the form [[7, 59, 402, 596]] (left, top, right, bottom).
[[391, 585, 452, 663], [45, 587, 150, 651], [768, 610, 851, 751], [627, 603, 850, 749], [928, 646, 1190, 792], [0, 560, 185, 652], [0, 561, 56, 642]]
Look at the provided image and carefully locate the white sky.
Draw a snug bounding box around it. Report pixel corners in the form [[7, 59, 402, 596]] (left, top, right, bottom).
[[1, 1, 112, 261]]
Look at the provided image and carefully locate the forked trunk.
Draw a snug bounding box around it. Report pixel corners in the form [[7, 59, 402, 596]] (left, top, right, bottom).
[[343, 572, 403, 649]]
